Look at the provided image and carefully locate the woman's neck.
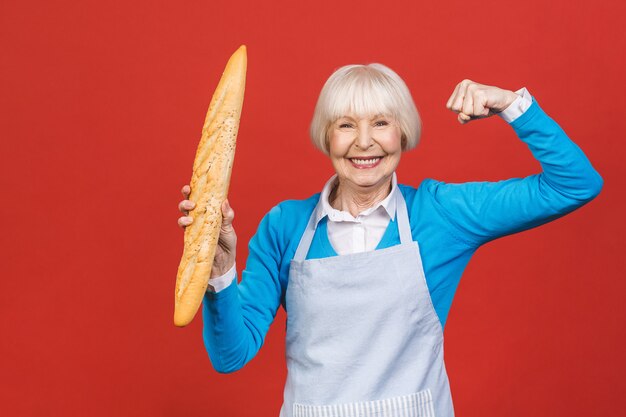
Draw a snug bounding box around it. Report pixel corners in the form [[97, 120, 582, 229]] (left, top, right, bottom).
[[329, 178, 392, 217]]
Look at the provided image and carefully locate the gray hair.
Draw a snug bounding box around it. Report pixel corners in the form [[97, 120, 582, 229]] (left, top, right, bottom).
[[309, 63, 422, 154]]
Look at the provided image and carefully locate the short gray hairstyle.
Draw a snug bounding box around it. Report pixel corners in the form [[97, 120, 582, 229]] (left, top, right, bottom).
[[309, 63, 422, 155]]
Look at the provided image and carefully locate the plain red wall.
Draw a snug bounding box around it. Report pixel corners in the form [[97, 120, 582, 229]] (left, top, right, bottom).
[[1, 0, 624, 416]]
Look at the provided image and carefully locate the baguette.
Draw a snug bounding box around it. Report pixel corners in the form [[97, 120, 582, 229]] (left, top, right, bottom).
[[174, 45, 247, 327]]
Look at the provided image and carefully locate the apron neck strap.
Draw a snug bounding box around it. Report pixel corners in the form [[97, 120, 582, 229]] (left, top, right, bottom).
[[293, 185, 412, 262], [395, 187, 413, 245], [293, 206, 321, 261]]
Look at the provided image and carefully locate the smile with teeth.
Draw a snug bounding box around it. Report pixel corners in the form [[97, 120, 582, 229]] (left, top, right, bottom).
[[349, 157, 383, 167]]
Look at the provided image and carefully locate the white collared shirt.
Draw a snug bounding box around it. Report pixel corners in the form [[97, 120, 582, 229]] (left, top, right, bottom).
[[207, 87, 532, 291], [317, 173, 398, 255]]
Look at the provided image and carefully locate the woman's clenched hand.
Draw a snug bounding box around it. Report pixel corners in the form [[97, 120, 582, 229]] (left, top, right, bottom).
[[446, 79, 519, 124], [178, 185, 237, 278]]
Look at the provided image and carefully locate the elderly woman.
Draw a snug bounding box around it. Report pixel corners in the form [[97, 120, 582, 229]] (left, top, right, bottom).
[[177, 64, 602, 417]]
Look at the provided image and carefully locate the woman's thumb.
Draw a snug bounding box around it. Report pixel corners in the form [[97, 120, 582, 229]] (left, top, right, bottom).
[[222, 199, 235, 226]]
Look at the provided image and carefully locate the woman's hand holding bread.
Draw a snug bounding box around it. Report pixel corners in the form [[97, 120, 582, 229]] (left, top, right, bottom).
[[178, 184, 236, 278]]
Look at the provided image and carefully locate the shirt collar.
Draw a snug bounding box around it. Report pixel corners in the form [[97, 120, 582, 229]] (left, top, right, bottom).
[[315, 172, 398, 224]]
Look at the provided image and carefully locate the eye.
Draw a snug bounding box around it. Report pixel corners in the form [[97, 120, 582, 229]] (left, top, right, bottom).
[[338, 122, 354, 129], [374, 120, 389, 127]]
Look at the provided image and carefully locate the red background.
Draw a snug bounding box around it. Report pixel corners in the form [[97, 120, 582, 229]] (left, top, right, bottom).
[[1, 1, 624, 416]]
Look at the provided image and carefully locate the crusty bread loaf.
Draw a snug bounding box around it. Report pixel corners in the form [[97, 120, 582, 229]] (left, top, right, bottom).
[[174, 45, 247, 327]]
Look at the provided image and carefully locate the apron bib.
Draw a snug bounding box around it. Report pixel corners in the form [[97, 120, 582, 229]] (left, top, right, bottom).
[[280, 189, 455, 417]]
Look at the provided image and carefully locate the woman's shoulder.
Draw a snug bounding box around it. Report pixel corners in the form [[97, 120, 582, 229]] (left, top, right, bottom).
[[398, 178, 440, 202], [268, 193, 320, 221], [257, 193, 320, 246], [398, 178, 460, 222], [399, 178, 475, 201], [252, 193, 320, 256]]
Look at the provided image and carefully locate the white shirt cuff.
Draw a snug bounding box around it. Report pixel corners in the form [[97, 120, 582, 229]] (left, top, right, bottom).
[[497, 87, 532, 123], [206, 263, 237, 293]]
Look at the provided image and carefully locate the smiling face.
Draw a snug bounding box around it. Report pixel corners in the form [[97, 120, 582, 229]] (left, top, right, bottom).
[[328, 113, 403, 190], [310, 64, 422, 160]]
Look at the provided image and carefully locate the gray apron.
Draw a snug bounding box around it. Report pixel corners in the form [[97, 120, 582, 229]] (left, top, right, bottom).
[[280, 189, 455, 417]]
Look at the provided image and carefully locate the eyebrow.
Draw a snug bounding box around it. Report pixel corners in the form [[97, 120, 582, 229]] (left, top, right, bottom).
[[337, 113, 389, 122]]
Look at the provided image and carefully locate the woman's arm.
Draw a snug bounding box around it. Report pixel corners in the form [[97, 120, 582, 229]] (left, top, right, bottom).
[[430, 88, 603, 247], [178, 185, 285, 373], [201, 206, 284, 373]]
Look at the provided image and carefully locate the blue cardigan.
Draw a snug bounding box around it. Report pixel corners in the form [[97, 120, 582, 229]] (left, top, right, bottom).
[[202, 97, 603, 373]]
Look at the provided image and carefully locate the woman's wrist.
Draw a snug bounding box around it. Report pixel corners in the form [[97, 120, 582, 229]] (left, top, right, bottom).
[[497, 90, 520, 113], [211, 258, 236, 278]]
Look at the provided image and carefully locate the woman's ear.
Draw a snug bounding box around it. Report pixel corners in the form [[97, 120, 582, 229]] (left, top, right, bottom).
[[401, 134, 408, 150]]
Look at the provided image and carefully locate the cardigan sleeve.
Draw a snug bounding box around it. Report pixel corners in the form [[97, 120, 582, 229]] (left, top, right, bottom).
[[201, 205, 284, 373], [427, 95, 604, 247]]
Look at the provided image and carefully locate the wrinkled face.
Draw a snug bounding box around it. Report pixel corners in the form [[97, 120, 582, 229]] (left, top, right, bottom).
[[328, 114, 402, 190]]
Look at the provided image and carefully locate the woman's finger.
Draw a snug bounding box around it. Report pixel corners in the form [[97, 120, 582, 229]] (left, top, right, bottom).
[[449, 82, 465, 112], [178, 200, 196, 214], [458, 112, 471, 124], [446, 82, 461, 110], [181, 185, 191, 199], [178, 216, 193, 228], [473, 89, 490, 116], [451, 79, 471, 113], [462, 83, 475, 116]]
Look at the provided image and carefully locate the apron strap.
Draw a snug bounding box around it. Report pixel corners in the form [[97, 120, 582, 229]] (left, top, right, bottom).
[[395, 188, 413, 245], [293, 181, 413, 261], [293, 205, 320, 262]]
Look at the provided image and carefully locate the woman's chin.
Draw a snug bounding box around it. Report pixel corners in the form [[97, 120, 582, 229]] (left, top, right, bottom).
[[345, 172, 391, 189]]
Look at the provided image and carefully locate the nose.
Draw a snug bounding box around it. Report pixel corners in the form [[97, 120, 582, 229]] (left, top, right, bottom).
[[355, 125, 374, 149]]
